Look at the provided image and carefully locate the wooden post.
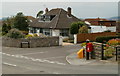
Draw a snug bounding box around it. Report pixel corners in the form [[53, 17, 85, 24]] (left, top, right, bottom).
[[101, 44, 105, 60], [116, 46, 118, 61]]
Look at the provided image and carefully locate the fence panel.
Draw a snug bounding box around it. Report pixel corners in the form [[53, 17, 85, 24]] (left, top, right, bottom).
[[77, 32, 116, 43]]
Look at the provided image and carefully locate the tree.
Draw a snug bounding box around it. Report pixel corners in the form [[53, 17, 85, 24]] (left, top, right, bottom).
[[79, 25, 88, 33], [2, 23, 11, 35], [36, 10, 44, 18], [6, 28, 25, 39], [70, 21, 86, 34], [13, 12, 29, 31], [2, 17, 15, 35]]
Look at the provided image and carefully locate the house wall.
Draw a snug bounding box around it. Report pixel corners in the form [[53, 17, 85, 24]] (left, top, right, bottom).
[[52, 29, 60, 36], [90, 25, 106, 33], [106, 26, 116, 32], [90, 25, 116, 33]]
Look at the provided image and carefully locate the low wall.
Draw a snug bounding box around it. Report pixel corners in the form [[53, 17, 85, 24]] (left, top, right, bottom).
[[2, 36, 62, 48]]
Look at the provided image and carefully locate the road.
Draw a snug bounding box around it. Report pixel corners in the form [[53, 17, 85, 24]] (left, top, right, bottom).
[[2, 44, 118, 74]]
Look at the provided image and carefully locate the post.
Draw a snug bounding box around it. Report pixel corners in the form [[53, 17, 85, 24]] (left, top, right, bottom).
[[101, 43, 105, 60], [59, 36, 63, 46], [116, 46, 118, 61], [74, 34, 77, 44], [86, 39, 90, 60]]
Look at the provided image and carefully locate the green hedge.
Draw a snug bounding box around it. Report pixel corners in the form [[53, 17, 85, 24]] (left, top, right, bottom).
[[96, 36, 120, 43]]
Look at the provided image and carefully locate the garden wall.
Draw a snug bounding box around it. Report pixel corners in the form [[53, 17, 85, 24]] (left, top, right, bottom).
[[77, 32, 116, 43], [2, 36, 62, 48]]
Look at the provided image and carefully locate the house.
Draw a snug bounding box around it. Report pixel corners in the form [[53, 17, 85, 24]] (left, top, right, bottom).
[[84, 18, 116, 33], [29, 7, 81, 37], [84, 18, 108, 25]]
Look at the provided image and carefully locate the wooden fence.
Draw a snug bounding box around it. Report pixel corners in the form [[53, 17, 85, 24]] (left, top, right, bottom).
[[77, 32, 116, 43]]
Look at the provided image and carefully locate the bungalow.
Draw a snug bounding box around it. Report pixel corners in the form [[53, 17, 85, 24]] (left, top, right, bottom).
[[84, 18, 116, 33], [29, 7, 81, 37]]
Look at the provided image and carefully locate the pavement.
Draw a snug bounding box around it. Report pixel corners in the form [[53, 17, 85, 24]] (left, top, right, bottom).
[[66, 52, 118, 65]]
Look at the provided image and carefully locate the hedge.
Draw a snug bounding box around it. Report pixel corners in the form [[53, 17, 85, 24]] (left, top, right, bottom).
[[96, 36, 120, 43]]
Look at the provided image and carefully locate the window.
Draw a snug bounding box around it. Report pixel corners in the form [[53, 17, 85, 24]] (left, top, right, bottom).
[[43, 29, 51, 36], [60, 29, 69, 36], [39, 28, 43, 33], [45, 15, 50, 21], [32, 27, 37, 33], [39, 15, 45, 21]]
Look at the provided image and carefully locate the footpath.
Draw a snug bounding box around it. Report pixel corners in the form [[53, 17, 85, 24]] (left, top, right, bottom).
[[66, 52, 118, 65]]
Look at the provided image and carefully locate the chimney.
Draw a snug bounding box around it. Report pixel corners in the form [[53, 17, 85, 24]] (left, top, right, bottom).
[[67, 7, 71, 17], [45, 8, 49, 13]]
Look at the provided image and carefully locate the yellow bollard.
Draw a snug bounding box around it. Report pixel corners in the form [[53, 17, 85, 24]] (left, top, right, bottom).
[[77, 49, 84, 59]]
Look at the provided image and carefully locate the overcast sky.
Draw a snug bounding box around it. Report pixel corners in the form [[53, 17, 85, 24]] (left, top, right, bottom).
[[1, 1, 119, 19]]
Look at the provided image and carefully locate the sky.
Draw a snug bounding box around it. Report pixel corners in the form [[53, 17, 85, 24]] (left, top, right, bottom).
[[1, 0, 119, 19]]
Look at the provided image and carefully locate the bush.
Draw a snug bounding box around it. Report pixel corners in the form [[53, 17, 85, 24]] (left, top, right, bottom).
[[108, 39, 120, 45], [63, 38, 69, 42], [79, 25, 88, 33], [25, 34, 33, 38], [80, 42, 86, 47], [33, 33, 39, 37], [6, 28, 25, 39], [70, 21, 86, 34], [104, 47, 115, 58], [96, 36, 120, 43]]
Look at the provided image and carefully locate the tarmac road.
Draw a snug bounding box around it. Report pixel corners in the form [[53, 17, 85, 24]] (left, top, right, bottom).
[[2, 44, 118, 74]]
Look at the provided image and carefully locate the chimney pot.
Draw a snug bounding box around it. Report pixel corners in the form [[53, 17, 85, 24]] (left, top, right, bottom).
[[45, 8, 49, 13], [67, 7, 71, 17]]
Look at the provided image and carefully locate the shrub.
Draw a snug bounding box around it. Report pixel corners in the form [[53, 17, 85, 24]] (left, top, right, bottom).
[[63, 38, 69, 42], [96, 36, 120, 43], [108, 39, 120, 45], [25, 34, 33, 38], [80, 42, 86, 47], [6, 28, 25, 39], [79, 25, 88, 33], [33, 33, 39, 37], [70, 21, 86, 34], [104, 47, 115, 58]]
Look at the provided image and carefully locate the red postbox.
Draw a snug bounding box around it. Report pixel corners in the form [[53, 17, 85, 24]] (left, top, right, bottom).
[[86, 43, 93, 52]]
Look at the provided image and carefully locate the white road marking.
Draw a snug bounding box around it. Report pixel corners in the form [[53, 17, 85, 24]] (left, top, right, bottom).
[[15, 55, 20, 58], [49, 61, 55, 64], [11, 55, 15, 56], [2, 53, 6, 55], [43, 56, 65, 60], [17, 52, 47, 55], [56, 62, 66, 65], [2, 53, 66, 65], [6, 54, 10, 56], [3, 62, 17, 67]]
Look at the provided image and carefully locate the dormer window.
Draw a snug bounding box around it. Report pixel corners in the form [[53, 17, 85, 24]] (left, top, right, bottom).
[[45, 15, 50, 21], [40, 15, 45, 21]]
